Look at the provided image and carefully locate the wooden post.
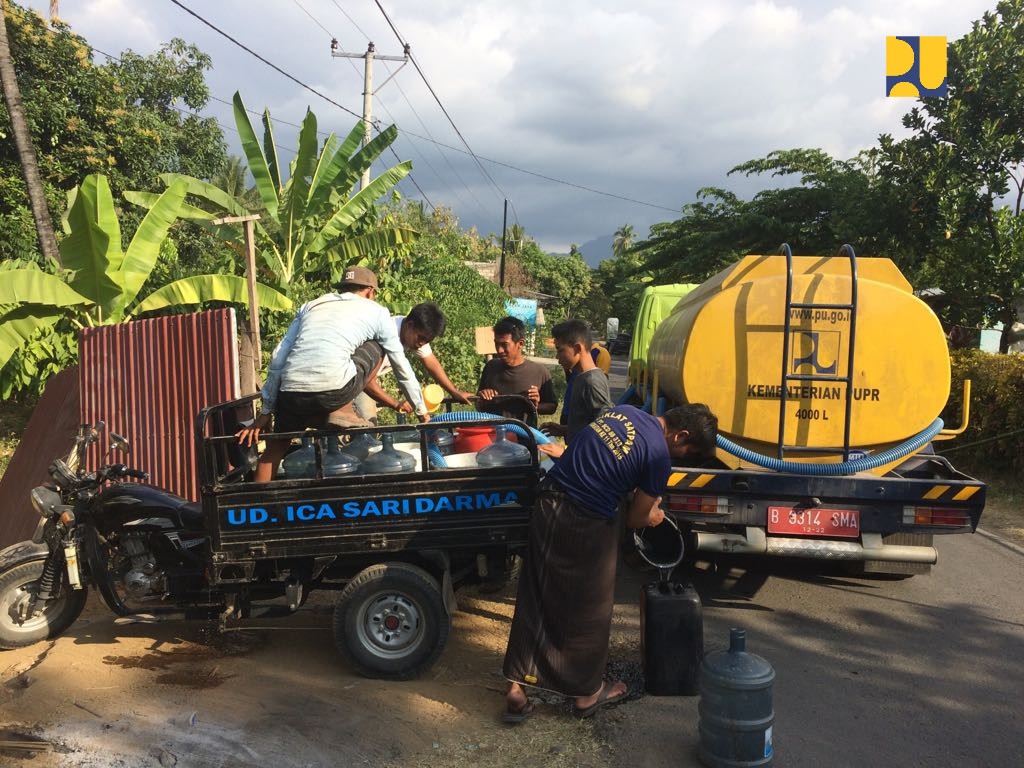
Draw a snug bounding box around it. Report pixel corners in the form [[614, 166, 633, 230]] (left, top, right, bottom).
[[213, 214, 262, 394]]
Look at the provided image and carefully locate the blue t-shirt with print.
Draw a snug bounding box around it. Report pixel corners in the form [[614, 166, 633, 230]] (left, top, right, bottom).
[[547, 405, 671, 519]]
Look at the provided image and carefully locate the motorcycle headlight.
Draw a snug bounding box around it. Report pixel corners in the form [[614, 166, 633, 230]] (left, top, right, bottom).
[[31, 486, 63, 518]]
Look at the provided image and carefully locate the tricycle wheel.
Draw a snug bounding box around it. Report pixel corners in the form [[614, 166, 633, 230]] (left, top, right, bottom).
[[333, 562, 450, 679], [0, 559, 87, 649]]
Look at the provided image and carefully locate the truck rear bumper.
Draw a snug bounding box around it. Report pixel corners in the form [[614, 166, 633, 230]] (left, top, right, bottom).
[[695, 526, 938, 564]]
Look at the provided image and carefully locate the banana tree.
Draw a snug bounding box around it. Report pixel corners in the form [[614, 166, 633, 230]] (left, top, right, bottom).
[[0, 173, 291, 371], [126, 92, 420, 292]]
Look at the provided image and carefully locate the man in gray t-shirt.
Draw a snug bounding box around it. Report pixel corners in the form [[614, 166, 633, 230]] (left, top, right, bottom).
[[476, 316, 558, 422], [539, 319, 612, 456]]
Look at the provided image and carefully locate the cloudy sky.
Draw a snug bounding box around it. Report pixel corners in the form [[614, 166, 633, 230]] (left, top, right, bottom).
[[24, 0, 995, 256]]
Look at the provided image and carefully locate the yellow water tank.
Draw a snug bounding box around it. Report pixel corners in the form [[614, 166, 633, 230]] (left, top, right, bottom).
[[649, 255, 950, 452]]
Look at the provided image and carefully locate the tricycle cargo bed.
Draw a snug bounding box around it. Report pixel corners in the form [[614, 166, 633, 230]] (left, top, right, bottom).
[[207, 468, 536, 562]]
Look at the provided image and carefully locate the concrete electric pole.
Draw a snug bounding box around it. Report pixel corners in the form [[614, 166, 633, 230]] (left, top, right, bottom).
[[330, 39, 409, 190]]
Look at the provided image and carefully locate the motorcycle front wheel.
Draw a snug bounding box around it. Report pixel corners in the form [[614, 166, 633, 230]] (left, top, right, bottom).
[[0, 559, 88, 649]]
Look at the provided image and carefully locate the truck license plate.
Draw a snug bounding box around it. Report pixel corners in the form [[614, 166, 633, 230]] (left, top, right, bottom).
[[767, 506, 860, 538]]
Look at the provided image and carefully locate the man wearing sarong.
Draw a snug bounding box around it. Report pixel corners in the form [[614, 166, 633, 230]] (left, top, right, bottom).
[[502, 403, 718, 722]]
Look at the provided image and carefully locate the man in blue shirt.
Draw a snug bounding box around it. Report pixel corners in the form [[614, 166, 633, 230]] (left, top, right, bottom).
[[236, 266, 430, 482], [502, 403, 717, 722]]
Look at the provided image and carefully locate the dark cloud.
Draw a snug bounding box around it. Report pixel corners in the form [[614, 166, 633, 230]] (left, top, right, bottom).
[[27, 0, 992, 253]]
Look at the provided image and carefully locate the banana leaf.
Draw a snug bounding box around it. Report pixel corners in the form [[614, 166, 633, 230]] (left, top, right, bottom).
[[132, 274, 293, 315], [263, 107, 282, 195], [0, 269, 93, 308], [0, 306, 65, 370], [157, 173, 249, 218], [59, 174, 123, 312], [282, 109, 320, 264], [328, 125, 401, 204], [124, 191, 216, 222], [304, 123, 367, 217], [322, 229, 420, 274], [233, 92, 279, 218], [308, 161, 412, 253], [114, 181, 188, 319]]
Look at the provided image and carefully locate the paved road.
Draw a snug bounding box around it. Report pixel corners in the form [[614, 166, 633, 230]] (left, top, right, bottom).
[[610, 533, 1024, 767], [604, 354, 1024, 767]]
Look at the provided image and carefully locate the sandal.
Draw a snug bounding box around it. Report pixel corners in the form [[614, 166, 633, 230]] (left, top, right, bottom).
[[501, 699, 535, 725], [572, 681, 628, 719]]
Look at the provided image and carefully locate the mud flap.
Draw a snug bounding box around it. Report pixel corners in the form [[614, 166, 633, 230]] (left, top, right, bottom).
[[0, 540, 49, 573]]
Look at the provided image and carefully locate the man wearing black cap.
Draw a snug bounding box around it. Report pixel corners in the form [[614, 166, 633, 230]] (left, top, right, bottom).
[[236, 266, 431, 482]]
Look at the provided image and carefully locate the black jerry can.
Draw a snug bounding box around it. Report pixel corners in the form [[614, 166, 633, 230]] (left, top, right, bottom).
[[640, 580, 704, 696]]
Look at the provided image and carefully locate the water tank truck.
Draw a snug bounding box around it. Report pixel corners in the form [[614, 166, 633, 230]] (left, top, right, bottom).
[[634, 245, 984, 575]]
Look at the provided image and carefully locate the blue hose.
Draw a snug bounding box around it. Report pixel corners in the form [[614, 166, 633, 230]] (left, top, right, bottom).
[[715, 418, 944, 476], [617, 384, 637, 406], [426, 411, 552, 469]]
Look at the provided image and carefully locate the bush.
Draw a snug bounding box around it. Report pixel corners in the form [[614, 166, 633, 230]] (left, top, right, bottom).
[[942, 350, 1024, 473]]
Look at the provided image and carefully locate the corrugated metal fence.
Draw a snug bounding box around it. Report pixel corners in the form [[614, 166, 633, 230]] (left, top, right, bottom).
[[79, 309, 239, 502]]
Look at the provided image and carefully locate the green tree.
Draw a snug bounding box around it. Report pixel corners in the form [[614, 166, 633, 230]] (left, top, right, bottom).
[[0, 174, 290, 393], [633, 148, 907, 285], [612, 223, 635, 258], [510, 237, 592, 321], [878, 0, 1024, 349], [0, 3, 226, 263]]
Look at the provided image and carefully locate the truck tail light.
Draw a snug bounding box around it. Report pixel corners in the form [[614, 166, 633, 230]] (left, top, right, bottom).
[[903, 506, 971, 527], [666, 495, 730, 515]]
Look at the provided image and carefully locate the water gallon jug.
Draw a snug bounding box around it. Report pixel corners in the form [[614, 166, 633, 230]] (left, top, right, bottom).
[[430, 429, 455, 456], [361, 433, 416, 474], [279, 437, 315, 478], [698, 628, 775, 767], [476, 425, 531, 467], [320, 438, 361, 477], [392, 414, 421, 443], [344, 432, 381, 460], [640, 581, 703, 696]]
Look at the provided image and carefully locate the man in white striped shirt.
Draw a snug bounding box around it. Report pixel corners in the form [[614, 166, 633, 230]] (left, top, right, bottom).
[[236, 266, 430, 482]]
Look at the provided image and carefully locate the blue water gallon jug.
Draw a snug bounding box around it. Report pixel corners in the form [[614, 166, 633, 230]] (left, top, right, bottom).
[[698, 628, 775, 767]]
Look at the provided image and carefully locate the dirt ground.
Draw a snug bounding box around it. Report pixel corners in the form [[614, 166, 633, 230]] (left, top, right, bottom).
[[0, 560, 708, 768]]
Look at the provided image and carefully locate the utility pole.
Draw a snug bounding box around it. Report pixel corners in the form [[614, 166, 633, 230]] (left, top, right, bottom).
[[330, 39, 409, 190], [499, 199, 508, 289], [213, 214, 262, 394]]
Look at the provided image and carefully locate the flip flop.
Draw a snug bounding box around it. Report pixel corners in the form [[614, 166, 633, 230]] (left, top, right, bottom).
[[572, 682, 629, 719], [326, 411, 372, 429], [501, 699, 535, 725]]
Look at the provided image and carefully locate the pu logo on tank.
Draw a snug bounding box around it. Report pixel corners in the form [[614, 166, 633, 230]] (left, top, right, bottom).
[[792, 331, 838, 375], [886, 36, 947, 97]]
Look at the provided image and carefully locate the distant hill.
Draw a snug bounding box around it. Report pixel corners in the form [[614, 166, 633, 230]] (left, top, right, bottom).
[[577, 234, 614, 267]]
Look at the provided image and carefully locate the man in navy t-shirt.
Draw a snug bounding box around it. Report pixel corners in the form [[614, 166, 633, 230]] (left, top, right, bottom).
[[503, 403, 718, 723]]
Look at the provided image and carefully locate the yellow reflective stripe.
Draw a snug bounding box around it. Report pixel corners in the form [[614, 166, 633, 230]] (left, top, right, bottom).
[[952, 486, 981, 502], [923, 485, 951, 500], [668, 472, 687, 487], [690, 474, 715, 488]]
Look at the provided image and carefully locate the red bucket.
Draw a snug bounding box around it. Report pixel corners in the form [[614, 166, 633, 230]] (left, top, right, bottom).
[[453, 426, 519, 453]]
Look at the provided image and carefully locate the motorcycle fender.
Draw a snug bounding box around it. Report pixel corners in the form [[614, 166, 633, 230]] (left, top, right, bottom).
[[0, 539, 50, 572]]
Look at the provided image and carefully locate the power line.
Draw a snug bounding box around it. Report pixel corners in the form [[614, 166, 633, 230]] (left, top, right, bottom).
[[325, 1, 484, 216], [166, 0, 432, 209], [167, 0, 362, 120], [169, 0, 680, 216], [372, 0, 508, 204], [284, 4, 435, 211]]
